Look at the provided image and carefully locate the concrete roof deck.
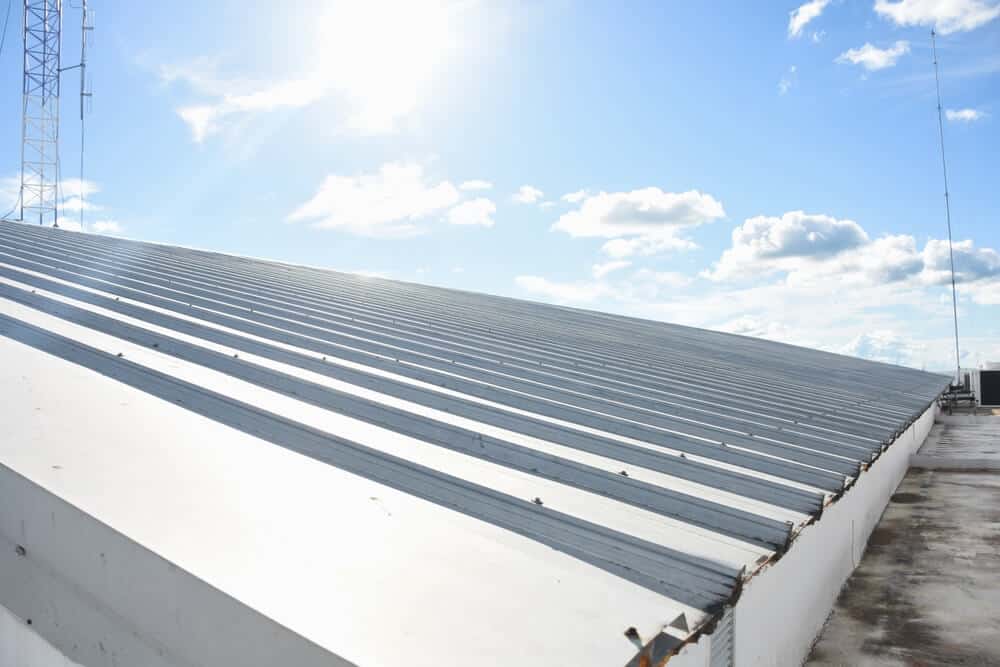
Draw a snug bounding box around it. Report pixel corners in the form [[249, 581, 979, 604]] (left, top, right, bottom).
[[807, 415, 1000, 666]]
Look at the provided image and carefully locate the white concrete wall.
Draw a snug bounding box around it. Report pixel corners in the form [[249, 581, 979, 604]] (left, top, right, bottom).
[[666, 403, 937, 667], [0, 463, 352, 667], [732, 404, 937, 666]]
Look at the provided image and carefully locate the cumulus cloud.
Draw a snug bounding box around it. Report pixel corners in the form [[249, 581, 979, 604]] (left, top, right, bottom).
[[287, 162, 460, 238], [946, 108, 987, 122], [874, 0, 1000, 34], [836, 41, 911, 71], [922, 239, 1000, 284], [459, 180, 493, 191], [514, 275, 612, 303], [788, 0, 830, 38], [718, 316, 803, 346], [447, 198, 496, 227], [553, 188, 724, 258], [516, 267, 693, 306], [840, 330, 926, 366], [705, 210, 1000, 305], [90, 220, 123, 234], [704, 211, 869, 280], [513, 185, 544, 204], [0, 177, 17, 214]]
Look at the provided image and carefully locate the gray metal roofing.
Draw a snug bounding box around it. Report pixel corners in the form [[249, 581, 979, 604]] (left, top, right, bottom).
[[0, 220, 947, 618]]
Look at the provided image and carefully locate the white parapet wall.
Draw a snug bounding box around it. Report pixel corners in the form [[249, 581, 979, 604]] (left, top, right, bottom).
[[668, 402, 938, 667]]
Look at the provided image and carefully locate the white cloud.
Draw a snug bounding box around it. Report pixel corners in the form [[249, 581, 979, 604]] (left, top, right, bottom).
[[591, 260, 632, 279], [516, 267, 692, 306], [705, 210, 1000, 305], [287, 162, 461, 238], [514, 275, 612, 304], [705, 212, 925, 284], [875, 0, 1000, 34], [447, 198, 496, 227], [515, 224, 999, 371], [459, 180, 493, 191], [1, 176, 19, 214], [601, 235, 698, 259], [554, 189, 724, 238], [171, 78, 326, 143], [718, 316, 804, 346], [60, 178, 100, 199], [630, 268, 692, 288], [836, 41, 911, 71], [553, 188, 724, 259], [1, 176, 107, 222], [539, 201, 557, 209], [812, 30, 826, 43], [840, 330, 926, 366], [513, 185, 544, 204], [60, 197, 103, 214], [90, 220, 123, 234], [789, 0, 831, 38], [922, 239, 1000, 284], [945, 108, 987, 122]]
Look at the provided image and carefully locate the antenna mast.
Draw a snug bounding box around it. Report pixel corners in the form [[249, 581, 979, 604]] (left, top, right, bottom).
[[19, 0, 63, 227], [931, 30, 962, 384], [59, 0, 92, 230]]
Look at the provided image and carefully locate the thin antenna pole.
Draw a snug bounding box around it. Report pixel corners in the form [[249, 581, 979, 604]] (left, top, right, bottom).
[[931, 29, 961, 384], [78, 0, 87, 232]]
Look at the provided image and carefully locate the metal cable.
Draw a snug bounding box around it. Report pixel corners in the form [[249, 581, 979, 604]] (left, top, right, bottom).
[[0, 1, 16, 221], [0, 0, 13, 58]]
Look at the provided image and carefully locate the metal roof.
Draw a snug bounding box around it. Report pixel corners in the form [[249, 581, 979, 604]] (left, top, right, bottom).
[[0, 220, 948, 664]]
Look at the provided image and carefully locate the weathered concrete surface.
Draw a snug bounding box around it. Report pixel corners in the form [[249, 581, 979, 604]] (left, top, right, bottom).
[[806, 465, 1000, 666]]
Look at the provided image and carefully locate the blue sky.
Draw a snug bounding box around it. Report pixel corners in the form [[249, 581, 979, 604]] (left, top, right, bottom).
[[1, 0, 998, 371]]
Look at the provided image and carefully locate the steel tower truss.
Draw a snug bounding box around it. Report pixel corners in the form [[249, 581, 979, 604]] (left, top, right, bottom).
[[20, 0, 62, 226]]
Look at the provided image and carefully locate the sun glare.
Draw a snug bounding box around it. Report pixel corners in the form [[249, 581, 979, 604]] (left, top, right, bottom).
[[315, 1, 459, 133]]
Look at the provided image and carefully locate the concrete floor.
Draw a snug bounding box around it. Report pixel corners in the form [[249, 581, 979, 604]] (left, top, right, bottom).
[[806, 419, 1000, 667]]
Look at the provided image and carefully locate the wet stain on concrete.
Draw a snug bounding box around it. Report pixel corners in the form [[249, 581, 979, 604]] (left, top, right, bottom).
[[806, 468, 1000, 667]]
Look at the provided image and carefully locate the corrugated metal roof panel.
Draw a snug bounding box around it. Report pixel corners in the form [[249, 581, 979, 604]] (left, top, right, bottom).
[[0, 220, 948, 662]]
